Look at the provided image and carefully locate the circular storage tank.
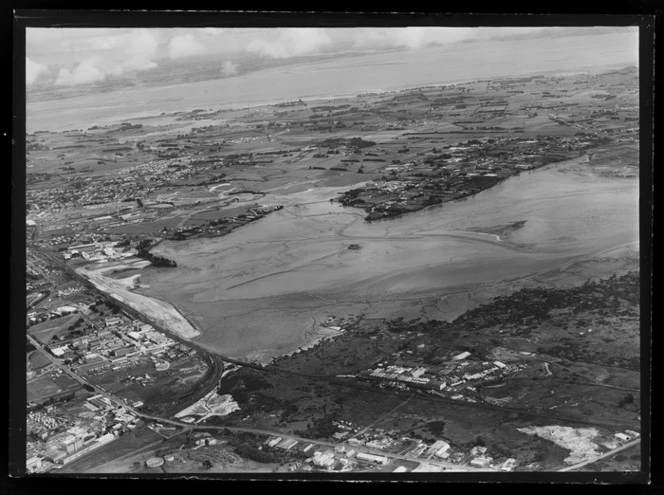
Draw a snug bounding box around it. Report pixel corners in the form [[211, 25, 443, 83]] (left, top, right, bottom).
[[146, 457, 164, 468]]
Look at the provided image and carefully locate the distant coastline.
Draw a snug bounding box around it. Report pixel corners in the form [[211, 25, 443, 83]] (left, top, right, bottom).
[[26, 31, 638, 133], [26, 64, 627, 135]]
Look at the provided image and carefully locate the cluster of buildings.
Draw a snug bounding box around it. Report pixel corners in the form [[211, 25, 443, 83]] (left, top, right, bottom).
[[25, 220, 214, 474], [45, 313, 196, 379], [357, 351, 523, 396], [26, 139, 218, 241], [56, 284, 85, 297], [331, 421, 510, 471], [62, 240, 136, 262], [345, 431, 403, 453], [26, 289, 208, 473], [262, 435, 382, 472], [26, 394, 139, 474], [359, 364, 446, 391], [334, 426, 452, 465], [27, 174, 136, 218], [30, 230, 116, 250], [306, 449, 357, 471], [262, 424, 519, 472], [400, 439, 515, 471], [25, 148, 195, 219]]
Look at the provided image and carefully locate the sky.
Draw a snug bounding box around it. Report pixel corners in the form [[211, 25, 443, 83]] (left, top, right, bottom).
[[25, 26, 638, 87]]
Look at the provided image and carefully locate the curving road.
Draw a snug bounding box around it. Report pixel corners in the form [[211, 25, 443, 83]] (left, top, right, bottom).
[[558, 439, 640, 472]]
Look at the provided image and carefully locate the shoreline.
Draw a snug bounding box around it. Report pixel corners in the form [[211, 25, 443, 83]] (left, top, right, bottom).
[[26, 61, 634, 134], [136, 152, 637, 360], [69, 161, 638, 364], [241, 324, 346, 365], [76, 261, 201, 340], [338, 152, 593, 225]]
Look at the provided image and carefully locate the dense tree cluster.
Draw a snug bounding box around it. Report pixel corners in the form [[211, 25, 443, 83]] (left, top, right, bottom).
[[455, 272, 639, 329], [135, 238, 177, 267], [234, 444, 277, 463], [306, 414, 339, 439], [136, 252, 177, 267]]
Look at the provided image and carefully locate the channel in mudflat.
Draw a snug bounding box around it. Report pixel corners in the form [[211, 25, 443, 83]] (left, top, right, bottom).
[[137, 156, 638, 362]]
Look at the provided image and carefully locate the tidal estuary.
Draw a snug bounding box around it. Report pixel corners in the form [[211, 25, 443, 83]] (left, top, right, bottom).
[[138, 155, 639, 361]]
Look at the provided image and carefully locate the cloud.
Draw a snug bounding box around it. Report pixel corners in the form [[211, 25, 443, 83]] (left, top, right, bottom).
[[201, 28, 224, 36], [352, 27, 551, 51], [247, 28, 332, 58], [27, 28, 132, 54], [26, 57, 48, 84], [222, 60, 239, 76], [353, 28, 480, 50], [394, 28, 478, 49], [168, 34, 207, 59], [134, 29, 160, 56], [32, 27, 593, 87], [119, 29, 160, 71], [50, 29, 161, 86], [55, 56, 106, 85]]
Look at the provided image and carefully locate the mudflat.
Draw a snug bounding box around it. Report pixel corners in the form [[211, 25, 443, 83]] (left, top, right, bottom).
[[139, 156, 638, 361]]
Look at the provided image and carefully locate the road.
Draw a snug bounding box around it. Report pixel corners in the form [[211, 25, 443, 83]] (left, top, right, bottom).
[[29, 247, 225, 407], [27, 334, 483, 473], [26, 255, 57, 310], [31, 248, 639, 426], [38, 360, 484, 475], [558, 439, 641, 472], [94, 385, 492, 473], [120, 420, 488, 472], [26, 247, 637, 473], [63, 416, 487, 473], [27, 334, 134, 412]]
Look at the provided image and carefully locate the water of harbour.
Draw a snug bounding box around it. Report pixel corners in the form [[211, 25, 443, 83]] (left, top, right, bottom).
[[140, 156, 639, 360]]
